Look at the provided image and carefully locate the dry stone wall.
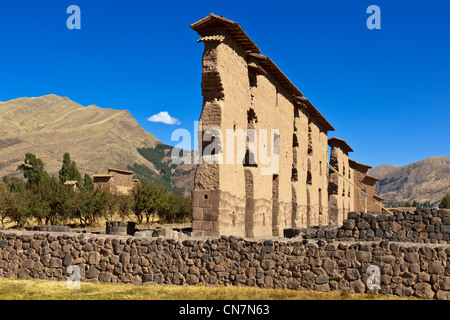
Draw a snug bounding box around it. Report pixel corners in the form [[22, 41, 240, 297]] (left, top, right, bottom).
[[284, 208, 450, 244], [0, 227, 449, 299]]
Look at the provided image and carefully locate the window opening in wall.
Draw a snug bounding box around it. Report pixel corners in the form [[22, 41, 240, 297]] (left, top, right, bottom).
[[243, 149, 258, 167], [276, 90, 278, 108], [202, 135, 217, 155], [273, 133, 280, 155], [307, 123, 313, 155], [291, 167, 298, 182], [249, 72, 257, 87], [272, 174, 279, 200], [247, 108, 258, 124], [292, 134, 299, 148], [319, 188, 322, 214], [306, 171, 312, 185], [272, 174, 279, 236]]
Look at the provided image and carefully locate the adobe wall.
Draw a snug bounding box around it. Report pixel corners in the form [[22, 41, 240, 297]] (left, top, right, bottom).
[[363, 178, 382, 214], [350, 162, 381, 214], [306, 122, 329, 227], [93, 170, 134, 195], [191, 16, 331, 238], [110, 173, 132, 188], [0, 229, 448, 300], [192, 32, 249, 238], [93, 176, 113, 192], [328, 141, 353, 225], [349, 167, 355, 214]]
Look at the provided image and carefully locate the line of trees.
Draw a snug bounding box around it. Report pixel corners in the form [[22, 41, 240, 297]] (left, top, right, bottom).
[[386, 195, 450, 209], [0, 153, 191, 228], [387, 200, 434, 208]]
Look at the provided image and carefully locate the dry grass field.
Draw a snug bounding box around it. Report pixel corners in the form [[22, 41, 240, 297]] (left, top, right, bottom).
[[0, 278, 414, 300]]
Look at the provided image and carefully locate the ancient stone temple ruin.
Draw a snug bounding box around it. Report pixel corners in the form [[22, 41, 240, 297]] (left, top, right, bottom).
[[190, 14, 382, 237]]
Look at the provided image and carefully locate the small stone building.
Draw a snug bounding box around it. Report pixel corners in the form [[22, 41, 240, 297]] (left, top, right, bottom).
[[93, 168, 138, 195], [189, 14, 384, 237], [63, 180, 80, 192]]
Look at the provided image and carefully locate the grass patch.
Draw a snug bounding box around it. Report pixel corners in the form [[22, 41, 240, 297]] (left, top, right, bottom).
[[0, 279, 415, 300]]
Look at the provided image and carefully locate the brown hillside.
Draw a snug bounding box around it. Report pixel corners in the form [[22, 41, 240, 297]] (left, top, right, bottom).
[[370, 156, 450, 205], [0, 94, 161, 179], [368, 164, 400, 180]]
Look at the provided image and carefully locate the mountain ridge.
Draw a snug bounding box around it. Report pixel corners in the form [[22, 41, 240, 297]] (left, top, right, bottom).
[[0, 94, 195, 194], [370, 155, 450, 205]]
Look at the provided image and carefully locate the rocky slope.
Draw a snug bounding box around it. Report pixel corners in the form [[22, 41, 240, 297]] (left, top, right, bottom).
[[370, 156, 450, 205], [0, 94, 195, 194]]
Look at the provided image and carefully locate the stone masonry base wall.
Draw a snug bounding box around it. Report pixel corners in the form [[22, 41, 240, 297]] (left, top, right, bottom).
[[285, 208, 450, 244], [0, 230, 448, 299]]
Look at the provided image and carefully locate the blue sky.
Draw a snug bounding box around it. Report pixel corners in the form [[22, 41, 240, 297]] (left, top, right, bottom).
[[0, 0, 449, 167]]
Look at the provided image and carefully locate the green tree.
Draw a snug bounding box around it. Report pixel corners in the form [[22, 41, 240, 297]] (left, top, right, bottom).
[[17, 153, 50, 188], [130, 180, 192, 225], [48, 177, 75, 225], [25, 188, 51, 226], [439, 194, 450, 209], [115, 194, 134, 221], [131, 182, 151, 224], [71, 186, 113, 227], [59, 153, 81, 184], [1, 191, 29, 228], [157, 193, 192, 224], [0, 195, 9, 226], [7, 177, 26, 193], [71, 188, 93, 227], [89, 187, 114, 225], [83, 173, 94, 191], [0, 182, 7, 193], [29, 176, 60, 225], [131, 182, 168, 224], [412, 200, 418, 207]]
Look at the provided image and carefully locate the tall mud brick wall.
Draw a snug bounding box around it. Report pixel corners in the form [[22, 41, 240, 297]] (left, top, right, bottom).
[[190, 14, 335, 238], [328, 137, 354, 225], [349, 159, 383, 214]]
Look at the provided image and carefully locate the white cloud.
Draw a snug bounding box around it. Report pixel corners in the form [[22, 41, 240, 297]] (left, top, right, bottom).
[[147, 111, 181, 125]]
